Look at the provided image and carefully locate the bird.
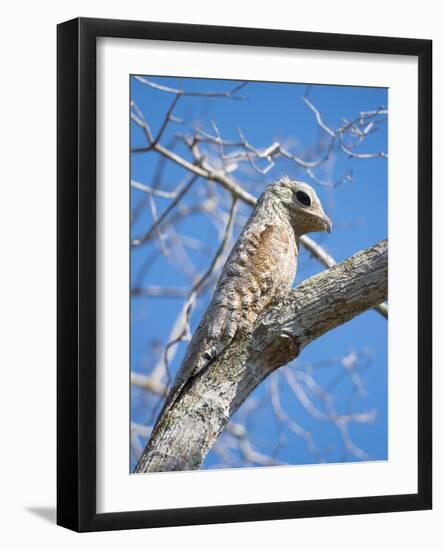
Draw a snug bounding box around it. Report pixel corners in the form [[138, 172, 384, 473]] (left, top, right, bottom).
[[151, 177, 331, 434]]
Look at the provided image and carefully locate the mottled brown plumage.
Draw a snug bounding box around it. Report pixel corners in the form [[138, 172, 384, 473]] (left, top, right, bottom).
[[155, 177, 331, 424]]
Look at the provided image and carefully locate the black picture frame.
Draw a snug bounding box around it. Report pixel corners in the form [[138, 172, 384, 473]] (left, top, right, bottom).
[[57, 17, 432, 532]]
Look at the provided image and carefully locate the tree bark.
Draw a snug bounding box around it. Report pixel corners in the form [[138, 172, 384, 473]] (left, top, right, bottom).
[[135, 239, 388, 473]]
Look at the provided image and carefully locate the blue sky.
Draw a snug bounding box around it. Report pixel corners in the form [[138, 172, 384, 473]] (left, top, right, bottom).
[[130, 76, 388, 471]]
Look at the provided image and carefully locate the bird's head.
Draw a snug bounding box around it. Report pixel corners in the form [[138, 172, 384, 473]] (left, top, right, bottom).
[[266, 177, 332, 236]]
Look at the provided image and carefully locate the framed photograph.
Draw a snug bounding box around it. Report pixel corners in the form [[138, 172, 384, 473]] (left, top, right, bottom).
[[57, 17, 432, 532]]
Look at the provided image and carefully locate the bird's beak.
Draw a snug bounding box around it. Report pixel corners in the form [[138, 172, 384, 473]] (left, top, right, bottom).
[[324, 216, 332, 234]]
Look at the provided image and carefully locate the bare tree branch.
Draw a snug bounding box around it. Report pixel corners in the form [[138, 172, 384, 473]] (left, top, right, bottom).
[[130, 111, 387, 318], [134, 76, 249, 100], [135, 239, 387, 473], [130, 80, 389, 470]]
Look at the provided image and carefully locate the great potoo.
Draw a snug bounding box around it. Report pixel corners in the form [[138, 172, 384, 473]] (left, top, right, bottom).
[[150, 177, 331, 435]]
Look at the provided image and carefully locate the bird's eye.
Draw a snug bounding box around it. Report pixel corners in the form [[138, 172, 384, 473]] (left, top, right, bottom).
[[296, 190, 311, 207]]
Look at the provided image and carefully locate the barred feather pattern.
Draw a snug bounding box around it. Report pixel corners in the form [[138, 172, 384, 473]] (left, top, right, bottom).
[[148, 178, 331, 438]]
